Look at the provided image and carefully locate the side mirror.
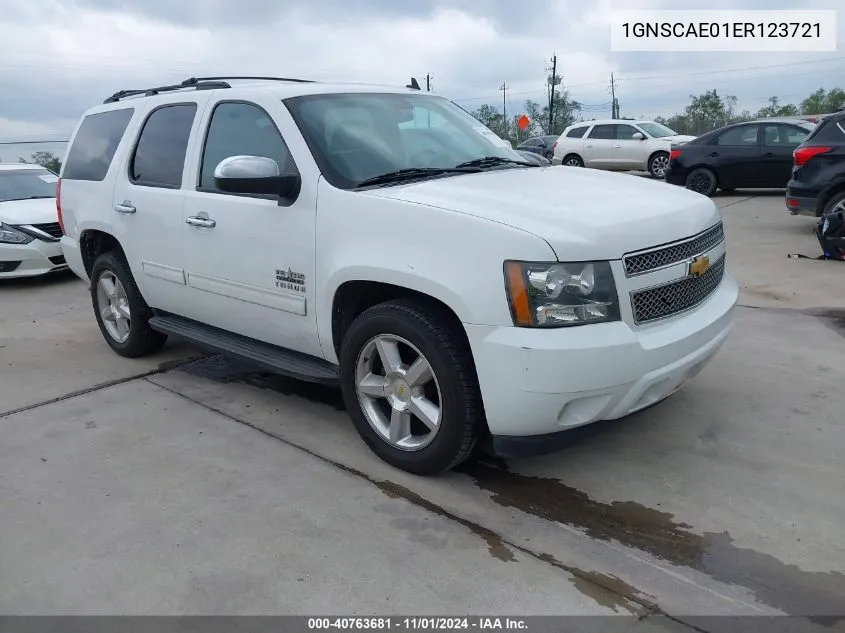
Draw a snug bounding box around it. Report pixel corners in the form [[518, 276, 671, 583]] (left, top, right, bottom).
[[632, 132, 645, 140], [214, 155, 301, 199]]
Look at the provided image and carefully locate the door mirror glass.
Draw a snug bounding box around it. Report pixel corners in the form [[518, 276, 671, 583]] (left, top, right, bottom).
[[213, 155, 301, 198], [632, 132, 645, 140]]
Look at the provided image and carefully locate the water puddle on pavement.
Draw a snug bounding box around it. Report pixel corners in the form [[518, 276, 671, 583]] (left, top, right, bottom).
[[459, 462, 845, 622], [175, 355, 845, 621]]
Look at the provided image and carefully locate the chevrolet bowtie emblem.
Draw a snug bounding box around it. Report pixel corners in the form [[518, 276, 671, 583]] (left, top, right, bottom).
[[688, 255, 710, 277]]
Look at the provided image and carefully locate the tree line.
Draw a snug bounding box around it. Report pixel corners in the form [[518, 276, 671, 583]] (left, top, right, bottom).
[[2, 151, 63, 173], [470, 86, 845, 143]]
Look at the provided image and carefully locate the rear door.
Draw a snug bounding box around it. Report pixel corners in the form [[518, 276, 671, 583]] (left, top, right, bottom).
[[760, 123, 812, 187], [709, 124, 764, 188], [582, 124, 617, 168], [110, 96, 211, 313]]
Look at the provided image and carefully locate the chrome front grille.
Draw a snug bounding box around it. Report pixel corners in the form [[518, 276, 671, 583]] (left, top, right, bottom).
[[631, 255, 726, 324], [624, 223, 724, 277], [31, 222, 63, 240]]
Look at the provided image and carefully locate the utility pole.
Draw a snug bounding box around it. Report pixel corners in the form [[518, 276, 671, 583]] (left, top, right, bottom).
[[499, 82, 508, 138], [548, 54, 557, 134], [609, 72, 619, 118], [426, 74, 432, 127]]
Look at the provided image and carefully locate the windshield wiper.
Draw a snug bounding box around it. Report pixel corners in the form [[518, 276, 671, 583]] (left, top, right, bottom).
[[24, 195, 55, 199], [355, 167, 480, 188], [455, 156, 538, 169]]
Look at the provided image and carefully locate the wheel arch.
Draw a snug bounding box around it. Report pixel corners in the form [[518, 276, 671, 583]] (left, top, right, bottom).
[[79, 229, 127, 279], [327, 276, 473, 364]]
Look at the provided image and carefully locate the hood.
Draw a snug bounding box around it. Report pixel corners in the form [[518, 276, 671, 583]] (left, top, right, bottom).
[[661, 134, 697, 144], [0, 197, 58, 225], [363, 167, 721, 261]]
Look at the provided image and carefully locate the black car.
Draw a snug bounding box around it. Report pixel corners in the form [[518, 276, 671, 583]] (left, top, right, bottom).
[[516, 135, 558, 160], [665, 118, 815, 197], [515, 150, 551, 166], [786, 111, 845, 217]]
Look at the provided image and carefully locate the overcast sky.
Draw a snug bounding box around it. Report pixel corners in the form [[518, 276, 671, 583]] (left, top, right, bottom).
[[1, 0, 843, 159]]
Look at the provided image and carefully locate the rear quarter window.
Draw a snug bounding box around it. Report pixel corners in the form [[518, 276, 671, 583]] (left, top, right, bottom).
[[62, 108, 134, 181]]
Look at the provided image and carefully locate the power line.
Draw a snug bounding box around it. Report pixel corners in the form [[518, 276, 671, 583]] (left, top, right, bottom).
[[450, 55, 845, 103]]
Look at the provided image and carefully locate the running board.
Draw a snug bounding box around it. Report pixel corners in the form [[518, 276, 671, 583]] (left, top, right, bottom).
[[148, 313, 339, 385]]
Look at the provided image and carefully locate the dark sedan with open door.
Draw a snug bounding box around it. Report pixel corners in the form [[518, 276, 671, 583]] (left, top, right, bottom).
[[664, 118, 815, 197]]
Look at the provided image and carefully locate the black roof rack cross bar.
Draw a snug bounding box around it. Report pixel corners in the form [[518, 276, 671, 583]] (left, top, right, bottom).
[[183, 76, 316, 85], [103, 80, 232, 104]]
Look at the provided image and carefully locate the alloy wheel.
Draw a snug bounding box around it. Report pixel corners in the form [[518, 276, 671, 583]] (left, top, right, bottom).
[[354, 334, 443, 451], [96, 271, 131, 343]]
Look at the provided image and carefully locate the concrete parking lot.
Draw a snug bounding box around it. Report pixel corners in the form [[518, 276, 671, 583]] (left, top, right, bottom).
[[1, 190, 843, 628]]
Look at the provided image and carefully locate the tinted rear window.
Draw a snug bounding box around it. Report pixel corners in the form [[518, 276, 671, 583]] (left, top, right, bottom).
[[62, 108, 134, 181], [130, 104, 197, 188], [805, 117, 845, 142], [567, 126, 588, 138]]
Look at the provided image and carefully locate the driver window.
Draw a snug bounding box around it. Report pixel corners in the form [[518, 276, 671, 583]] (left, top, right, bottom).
[[615, 124, 639, 140], [199, 102, 294, 191]]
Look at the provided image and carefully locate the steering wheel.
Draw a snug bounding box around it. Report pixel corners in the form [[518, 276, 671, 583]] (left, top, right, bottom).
[[410, 149, 441, 167]]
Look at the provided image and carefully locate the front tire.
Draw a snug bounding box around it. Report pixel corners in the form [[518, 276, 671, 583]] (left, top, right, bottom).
[[339, 299, 481, 475], [648, 151, 670, 179], [90, 251, 167, 358], [685, 167, 718, 197]]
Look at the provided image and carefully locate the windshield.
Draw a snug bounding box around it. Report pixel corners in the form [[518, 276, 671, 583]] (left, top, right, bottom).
[[0, 168, 57, 202], [637, 122, 679, 138], [284, 93, 527, 189]]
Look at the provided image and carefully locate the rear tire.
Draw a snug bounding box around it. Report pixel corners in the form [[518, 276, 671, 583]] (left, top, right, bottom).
[[823, 190, 845, 215], [90, 251, 167, 358], [685, 167, 718, 197], [339, 299, 481, 475], [562, 154, 584, 167]]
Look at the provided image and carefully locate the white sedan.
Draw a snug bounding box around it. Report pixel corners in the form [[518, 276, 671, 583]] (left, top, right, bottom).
[[551, 119, 696, 178], [0, 163, 66, 279]]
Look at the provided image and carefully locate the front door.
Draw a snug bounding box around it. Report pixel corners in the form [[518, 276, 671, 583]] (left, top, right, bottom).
[[709, 124, 764, 188], [612, 123, 647, 170], [179, 97, 322, 358], [110, 97, 210, 314], [582, 124, 618, 169], [760, 123, 811, 188]]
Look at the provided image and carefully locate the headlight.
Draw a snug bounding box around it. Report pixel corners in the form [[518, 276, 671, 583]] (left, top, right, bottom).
[[0, 223, 34, 245], [504, 260, 620, 327]]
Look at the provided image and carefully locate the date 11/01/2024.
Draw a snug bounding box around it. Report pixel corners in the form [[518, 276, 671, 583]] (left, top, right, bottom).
[[308, 617, 528, 630], [621, 21, 821, 39]]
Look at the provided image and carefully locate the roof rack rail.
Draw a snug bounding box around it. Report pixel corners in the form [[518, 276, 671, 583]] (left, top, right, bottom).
[[184, 75, 316, 84], [103, 79, 231, 104]]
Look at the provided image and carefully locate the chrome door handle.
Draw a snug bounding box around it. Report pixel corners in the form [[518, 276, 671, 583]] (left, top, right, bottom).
[[585, 144, 593, 148], [186, 216, 216, 228], [613, 144, 622, 148], [114, 201, 136, 214]]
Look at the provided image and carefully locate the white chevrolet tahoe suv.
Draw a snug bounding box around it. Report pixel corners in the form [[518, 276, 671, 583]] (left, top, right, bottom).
[[58, 76, 738, 474]]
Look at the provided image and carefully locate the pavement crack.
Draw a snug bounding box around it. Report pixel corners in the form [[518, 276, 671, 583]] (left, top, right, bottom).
[[0, 356, 209, 419], [146, 378, 702, 624]]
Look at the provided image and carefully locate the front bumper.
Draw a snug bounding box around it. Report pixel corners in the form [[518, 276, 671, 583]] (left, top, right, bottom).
[[464, 273, 739, 439], [0, 238, 66, 279]]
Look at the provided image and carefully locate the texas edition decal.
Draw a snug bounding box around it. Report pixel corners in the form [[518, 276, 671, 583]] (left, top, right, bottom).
[[275, 268, 306, 293]]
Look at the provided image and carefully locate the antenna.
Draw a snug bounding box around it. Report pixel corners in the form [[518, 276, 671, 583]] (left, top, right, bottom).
[[407, 77, 421, 90]]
